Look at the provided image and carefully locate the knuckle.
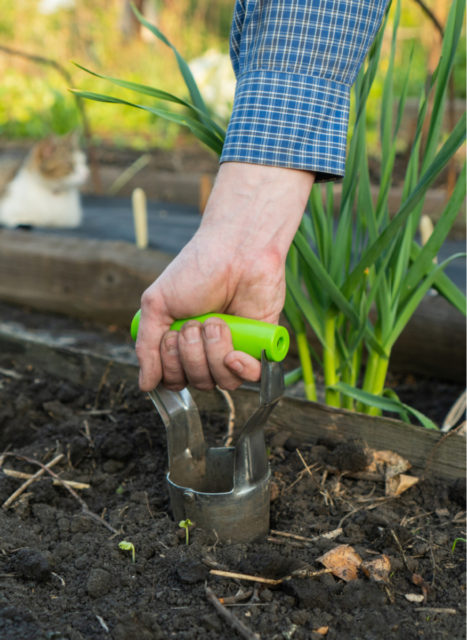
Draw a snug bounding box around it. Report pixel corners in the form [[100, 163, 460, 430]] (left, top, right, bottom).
[[140, 288, 159, 313]]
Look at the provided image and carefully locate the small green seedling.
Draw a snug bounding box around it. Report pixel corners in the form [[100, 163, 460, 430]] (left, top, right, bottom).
[[118, 540, 136, 563], [179, 519, 193, 545], [451, 537, 466, 553]]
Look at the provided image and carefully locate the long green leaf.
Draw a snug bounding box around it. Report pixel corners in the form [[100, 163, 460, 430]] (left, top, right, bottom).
[[331, 382, 439, 429], [293, 232, 386, 356], [285, 265, 325, 346], [385, 253, 466, 348], [410, 243, 466, 313], [342, 114, 466, 298], [131, 3, 209, 119], [73, 62, 226, 141], [72, 90, 224, 154], [422, 0, 465, 169], [400, 165, 466, 306], [380, 0, 400, 165]]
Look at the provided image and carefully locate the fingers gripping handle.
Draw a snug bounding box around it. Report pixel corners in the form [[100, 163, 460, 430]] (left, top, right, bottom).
[[130, 310, 290, 362]]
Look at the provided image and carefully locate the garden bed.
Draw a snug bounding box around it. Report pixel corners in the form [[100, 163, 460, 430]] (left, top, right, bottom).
[[0, 305, 465, 640]]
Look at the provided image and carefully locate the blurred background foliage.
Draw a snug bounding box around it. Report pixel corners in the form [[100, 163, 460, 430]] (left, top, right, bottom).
[[0, 0, 464, 156]]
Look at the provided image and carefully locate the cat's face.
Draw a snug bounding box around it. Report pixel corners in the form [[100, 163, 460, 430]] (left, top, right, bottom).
[[29, 134, 89, 189]]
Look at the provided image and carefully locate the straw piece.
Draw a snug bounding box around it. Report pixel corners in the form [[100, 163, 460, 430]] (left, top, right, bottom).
[[2, 454, 64, 509]]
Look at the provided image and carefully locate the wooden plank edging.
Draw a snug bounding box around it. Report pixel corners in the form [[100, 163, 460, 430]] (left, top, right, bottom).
[[0, 229, 464, 381], [0, 322, 464, 481]]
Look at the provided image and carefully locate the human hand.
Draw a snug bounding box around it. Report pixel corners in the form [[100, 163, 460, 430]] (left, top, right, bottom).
[[136, 162, 314, 392]]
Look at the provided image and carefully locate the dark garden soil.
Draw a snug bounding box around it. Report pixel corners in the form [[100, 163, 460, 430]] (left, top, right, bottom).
[[0, 316, 465, 640]]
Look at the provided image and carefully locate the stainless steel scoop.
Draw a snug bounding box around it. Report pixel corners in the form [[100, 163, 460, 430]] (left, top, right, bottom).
[[148, 353, 284, 543]]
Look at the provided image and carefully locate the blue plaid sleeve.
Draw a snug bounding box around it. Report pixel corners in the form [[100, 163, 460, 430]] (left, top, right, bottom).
[[220, 0, 389, 181]]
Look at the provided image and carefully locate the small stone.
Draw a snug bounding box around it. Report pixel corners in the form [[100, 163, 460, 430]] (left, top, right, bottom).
[[291, 610, 311, 625], [102, 460, 125, 473], [201, 613, 223, 632], [282, 577, 333, 610], [331, 441, 368, 472], [99, 432, 133, 461], [87, 567, 113, 598], [284, 437, 303, 452], [339, 579, 386, 611], [260, 588, 273, 602], [9, 547, 51, 582], [175, 559, 208, 584]]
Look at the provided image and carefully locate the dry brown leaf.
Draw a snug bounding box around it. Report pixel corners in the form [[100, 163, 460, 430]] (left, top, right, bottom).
[[386, 473, 419, 497], [313, 627, 329, 636], [371, 450, 412, 478], [361, 555, 391, 583], [317, 544, 362, 582]]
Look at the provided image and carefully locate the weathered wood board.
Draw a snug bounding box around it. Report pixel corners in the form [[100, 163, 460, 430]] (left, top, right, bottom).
[[0, 230, 171, 325], [0, 318, 464, 481], [0, 229, 465, 381]]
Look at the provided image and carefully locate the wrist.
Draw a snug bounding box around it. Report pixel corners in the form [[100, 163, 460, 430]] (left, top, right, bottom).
[[199, 162, 315, 262]]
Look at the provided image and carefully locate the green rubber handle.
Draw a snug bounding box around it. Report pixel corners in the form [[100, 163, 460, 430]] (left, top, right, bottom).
[[130, 310, 289, 362]]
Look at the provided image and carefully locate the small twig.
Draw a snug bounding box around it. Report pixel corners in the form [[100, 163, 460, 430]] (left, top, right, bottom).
[[51, 572, 66, 587], [284, 449, 321, 494], [428, 530, 437, 587], [210, 569, 282, 586], [2, 468, 90, 490], [284, 467, 310, 493], [414, 607, 457, 615], [217, 387, 236, 447], [288, 567, 333, 580], [410, 0, 444, 37], [79, 409, 114, 416], [2, 454, 64, 509], [205, 585, 261, 640], [296, 448, 314, 477], [210, 566, 332, 586], [82, 420, 94, 445], [270, 527, 342, 544], [218, 588, 253, 605], [391, 528, 410, 572], [96, 615, 110, 633], [3, 453, 118, 534], [94, 362, 113, 410]]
